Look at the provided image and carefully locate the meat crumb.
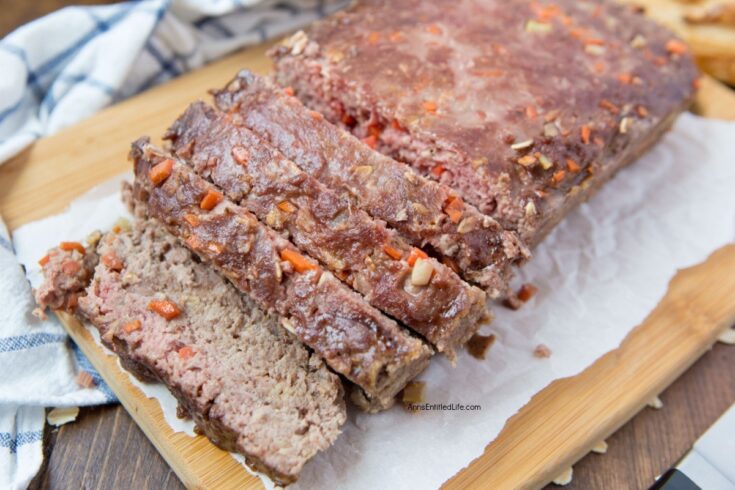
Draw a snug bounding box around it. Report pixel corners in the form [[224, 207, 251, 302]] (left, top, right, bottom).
[[47, 406, 79, 427], [517, 283, 538, 302], [75, 370, 96, 389], [503, 283, 538, 310], [552, 466, 573, 486], [401, 381, 425, 406], [533, 344, 552, 358], [467, 334, 496, 360], [647, 396, 663, 410]]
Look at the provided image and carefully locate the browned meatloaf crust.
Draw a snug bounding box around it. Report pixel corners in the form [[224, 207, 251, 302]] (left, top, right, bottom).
[[212, 71, 529, 298], [129, 139, 432, 410], [269, 0, 699, 246], [164, 101, 488, 355], [70, 220, 346, 485]]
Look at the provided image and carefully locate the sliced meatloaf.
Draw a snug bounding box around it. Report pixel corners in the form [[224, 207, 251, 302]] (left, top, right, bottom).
[[164, 101, 488, 356], [129, 139, 432, 411], [67, 220, 346, 485], [212, 71, 528, 298], [35, 239, 98, 315], [269, 0, 699, 246]]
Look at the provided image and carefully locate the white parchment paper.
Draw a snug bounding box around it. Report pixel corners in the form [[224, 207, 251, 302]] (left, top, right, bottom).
[[13, 113, 735, 489]]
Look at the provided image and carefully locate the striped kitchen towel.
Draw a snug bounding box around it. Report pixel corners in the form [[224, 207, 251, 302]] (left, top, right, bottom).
[[0, 1, 346, 488], [0, 217, 113, 489]]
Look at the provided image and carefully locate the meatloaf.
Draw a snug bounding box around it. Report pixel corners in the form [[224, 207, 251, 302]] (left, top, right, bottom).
[[38, 220, 346, 485], [269, 0, 699, 246], [129, 139, 432, 410], [164, 101, 488, 355], [212, 71, 529, 298], [35, 240, 97, 315]]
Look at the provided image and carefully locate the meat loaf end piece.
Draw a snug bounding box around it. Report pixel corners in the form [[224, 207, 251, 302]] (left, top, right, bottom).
[[269, 0, 699, 246], [34, 239, 98, 316], [129, 139, 432, 410], [212, 71, 528, 298], [164, 101, 488, 355], [76, 220, 345, 484]]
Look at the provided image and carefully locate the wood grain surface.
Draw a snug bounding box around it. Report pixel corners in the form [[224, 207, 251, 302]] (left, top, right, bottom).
[[3, 3, 735, 490]]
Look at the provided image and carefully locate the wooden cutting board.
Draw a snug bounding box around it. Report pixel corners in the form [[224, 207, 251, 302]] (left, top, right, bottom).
[[2, 42, 735, 490]]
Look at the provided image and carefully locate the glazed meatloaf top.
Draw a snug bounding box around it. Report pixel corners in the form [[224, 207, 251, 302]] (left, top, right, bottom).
[[129, 139, 432, 410], [269, 0, 699, 245], [76, 220, 345, 484], [213, 71, 529, 298], [164, 101, 488, 356]]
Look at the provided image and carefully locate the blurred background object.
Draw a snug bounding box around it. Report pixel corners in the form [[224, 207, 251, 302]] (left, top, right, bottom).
[[619, 0, 735, 86], [0, 0, 118, 36]]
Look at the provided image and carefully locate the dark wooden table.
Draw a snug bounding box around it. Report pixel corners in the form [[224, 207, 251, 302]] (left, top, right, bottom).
[[5, 2, 735, 489]]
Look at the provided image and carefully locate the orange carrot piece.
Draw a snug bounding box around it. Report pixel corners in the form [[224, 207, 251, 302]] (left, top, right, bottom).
[[283, 86, 295, 96], [552, 170, 566, 184], [406, 248, 428, 267], [383, 245, 403, 260], [280, 249, 319, 273], [617, 73, 633, 84], [59, 241, 85, 254], [149, 159, 174, 187], [367, 31, 381, 44], [525, 105, 537, 119], [101, 252, 123, 272], [665, 39, 687, 55], [599, 99, 620, 114], [362, 135, 378, 149], [183, 213, 200, 227], [367, 123, 382, 138], [444, 196, 464, 224], [148, 300, 181, 320], [580, 125, 591, 144], [199, 189, 223, 211], [123, 320, 142, 333], [426, 24, 442, 35], [309, 110, 323, 121], [566, 158, 581, 173], [431, 164, 445, 178], [38, 254, 51, 267], [277, 201, 296, 213], [517, 283, 538, 302], [422, 101, 438, 113], [389, 32, 404, 42], [178, 346, 195, 359]]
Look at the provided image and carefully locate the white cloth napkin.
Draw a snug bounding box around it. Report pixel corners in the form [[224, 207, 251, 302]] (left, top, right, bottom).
[[0, 1, 345, 488]]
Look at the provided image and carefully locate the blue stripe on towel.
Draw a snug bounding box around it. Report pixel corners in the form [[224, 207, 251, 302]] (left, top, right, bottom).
[[0, 333, 67, 353], [0, 430, 43, 454]]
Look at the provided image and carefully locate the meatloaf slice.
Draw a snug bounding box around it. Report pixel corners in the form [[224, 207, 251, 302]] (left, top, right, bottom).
[[269, 0, 699, 246], [34, 239, 98, 316], [72, 220, 345, 485], [164, 101, 488, 356], [212, 71, 528, 298], [129, 138, 432, 411]]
